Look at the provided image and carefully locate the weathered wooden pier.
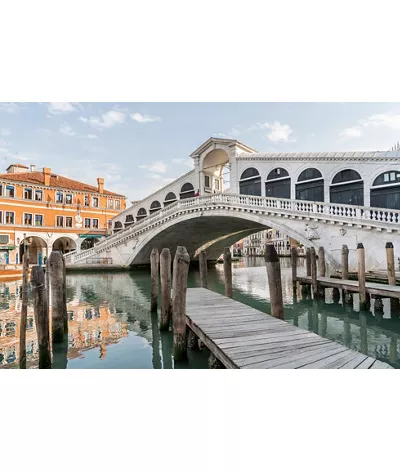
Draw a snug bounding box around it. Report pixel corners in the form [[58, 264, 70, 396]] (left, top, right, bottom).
[[185, 288, 392, 369]]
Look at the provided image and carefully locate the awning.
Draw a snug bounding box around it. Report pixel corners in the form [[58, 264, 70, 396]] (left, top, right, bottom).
[[0, 245, 15, 250], [79, 235, 103, 239]]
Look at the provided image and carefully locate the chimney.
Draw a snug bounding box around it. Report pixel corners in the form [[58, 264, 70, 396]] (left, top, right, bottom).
[[97, 177, 104, 194], [43, 167, 51, 186], [30, 164, 36, 172]]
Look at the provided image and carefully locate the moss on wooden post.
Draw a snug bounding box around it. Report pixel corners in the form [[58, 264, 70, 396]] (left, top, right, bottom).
[[357, 243, 367, 310], [19, 252, 30, 369], [223, 247, 232, 297], [150, 248, 159, 313], [160, 248, 172, 331], [49, 252, 65, 343], [199, 250, 208, 288]]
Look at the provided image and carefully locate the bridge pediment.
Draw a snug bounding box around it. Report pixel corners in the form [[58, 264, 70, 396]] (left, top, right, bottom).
[[190, 137, 257, 160]]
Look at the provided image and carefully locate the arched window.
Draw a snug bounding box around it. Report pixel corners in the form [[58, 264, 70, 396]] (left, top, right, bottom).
[[296, 168, 324, 202], [114, 221, 123, 232], [164, 192, 177, 207], [370, 171, 400, 209], [239, 168, 261, 196], [330, 169, 363, 206], [136, 208, 147, 222], [149, 201, 162, 214], [265, 168, 290, 199], [125, 214, 134, 227], [180, 182, 195, 199]]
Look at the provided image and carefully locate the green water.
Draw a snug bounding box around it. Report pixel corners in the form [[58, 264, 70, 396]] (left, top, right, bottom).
[[1, 257, 400, 368]]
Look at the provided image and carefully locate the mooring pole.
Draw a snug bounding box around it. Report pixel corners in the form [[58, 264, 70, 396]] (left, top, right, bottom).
[[386, 242, 400, 314], [265, 244, 284, 320], [357, 243, 367, 310], [199, 250, 208, 288], [317, 246, 326, 299], [19, 251, 30, 369], [172, 246, 190, 361], [49, 251, 65, 343], [290, 246, 298, 293], [223, 247, 232, 298], [160, 248, 172, 331], [310, 247, 318, 299], [150, 248, 159, 313], [31, 266, 51, 369]]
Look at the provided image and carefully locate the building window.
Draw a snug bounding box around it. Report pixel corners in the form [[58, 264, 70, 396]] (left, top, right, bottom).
[[215, 179, 220, 191], [24, 188, 33, 200], [5, 212, 14, 224], [164, 192, 177, 207], [179, 182, 195, 199], [23, 213, 33, 225], [5, 185, 15, 197], [65, 193, 73, 204], [92, 197, 99, 208], [0, 184, 2, 196], [56, 191, 64, 203], [56, 216, 64, 227], [84, 195, 89, 206], [204, 175, 210, 188], [239, 168, 261, 196], [296, 168, 324, 202], [330, 169, 363, 206], [35, 190, 43, 201], [265, 168, 291, 199], [136, 208, 147, 221], [35, 214, 44, 226], [0, 211, 2, 224], [84, 218, 91, 228], [66, 217, 73, 228], [115, 200, 121, 210], [370, 171, 400, 210], [149, 201, 162, 213], [92, 219, 99, 229], [107, 199, 114, 209]]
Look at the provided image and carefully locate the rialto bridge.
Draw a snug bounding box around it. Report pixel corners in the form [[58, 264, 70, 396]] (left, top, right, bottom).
[[64, 137, 400, 271]]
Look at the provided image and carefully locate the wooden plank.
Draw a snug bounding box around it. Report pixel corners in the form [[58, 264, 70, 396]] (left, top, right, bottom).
[[299, 348, 356, 369], [370, 361, 392, 369], [355, 357, 376, 369], [339, 355, 369, 369]]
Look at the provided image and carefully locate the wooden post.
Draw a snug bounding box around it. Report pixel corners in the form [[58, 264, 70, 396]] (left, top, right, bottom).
[[310, 247, 318, 299], [318, 246, 326, 277], [341, 245, 349, 280], [150, 248, 159, 313], [62, 255, 68, 333], [199, 250, 208, 288], [208, 353, 224, 369], [265, 244, 284, 320], [357, 243, 367, 310], [223, 247, 232, 297], [332, 287, 340, 304], [386, 242, 400, 314], [187, 328, 199, 350], [306, 247, 311, 276], [49, 252, 65, 343], [374, 297, 384, 315], [290, 246, 297, 292], [151, 310, 162, 369], [19, 252, 30, 369], [172, 246, 190, 361], [31, 267, 51, 369], [159, 248, 172, 331]]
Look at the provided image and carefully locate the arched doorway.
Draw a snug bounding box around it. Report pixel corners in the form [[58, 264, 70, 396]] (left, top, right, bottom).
[[239, 168, 261, 196], [52, 237, 77, 254], [19, 236, 47, 265], [265, 168, 291, 199], [164, 192, 177, 207], [179, 183, 195, 199], [136, 208, 147, 222], [149, 201, 162, 214], [370, 171, 400, 209], [201, 148, 229, 193], [81, 237, 100, 250], [114, 221, 123, 233], [330, 169, 363, 206], [296, 168, 324, 201]]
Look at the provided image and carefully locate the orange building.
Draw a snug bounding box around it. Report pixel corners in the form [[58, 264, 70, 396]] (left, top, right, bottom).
[[0, 163, 126, 265]]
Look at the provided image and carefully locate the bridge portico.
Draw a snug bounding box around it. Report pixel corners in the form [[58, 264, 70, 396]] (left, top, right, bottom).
[[64, 137, 400, 271]]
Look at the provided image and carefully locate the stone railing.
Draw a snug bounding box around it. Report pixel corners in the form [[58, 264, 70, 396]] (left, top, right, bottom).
[[64, 193, 400, 264]]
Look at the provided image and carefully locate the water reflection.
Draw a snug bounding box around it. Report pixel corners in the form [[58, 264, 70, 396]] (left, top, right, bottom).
[[1, 258, 400, 368]]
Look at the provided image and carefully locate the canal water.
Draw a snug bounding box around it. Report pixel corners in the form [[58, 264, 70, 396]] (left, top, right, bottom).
[[1, 258, 400, 368]]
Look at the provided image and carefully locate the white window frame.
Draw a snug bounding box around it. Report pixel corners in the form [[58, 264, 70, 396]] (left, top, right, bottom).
[[92, 218, 99, 229], [65, 193, 73, 204], [35, 189, 43, 201], [34, 214, 44, 227], [84, 195, 89, 206], [0, 234, 10, 244], [23, 212, 33, 226], [91, 196, 99, 208], [5, 185, 15, 198], [65, 216, 73, 228], [115, 199, 121, 209], [107, 199, 114, 209], [56, 191, 64, 203], [5, 211, 15, 224], [56, 215, 64, 228], [84, 218, 91, 229], [24, 187, 33, 200]]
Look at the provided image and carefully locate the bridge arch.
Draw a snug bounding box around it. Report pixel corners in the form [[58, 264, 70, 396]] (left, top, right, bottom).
[[164, 192, 177, 207], [136, 208, 147, 221], [239, 167, 261, 196], [265, 167, 291, 199], [370, 170, 400, 210], [330, 169, 364, 206], [295, 167, 324, 202]]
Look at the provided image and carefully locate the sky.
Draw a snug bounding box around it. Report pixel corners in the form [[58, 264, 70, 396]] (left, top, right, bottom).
[[1, 102, 400, 203]]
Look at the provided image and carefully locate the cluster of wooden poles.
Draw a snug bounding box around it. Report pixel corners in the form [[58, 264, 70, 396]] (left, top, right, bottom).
[[19, 251, 68, 369], [290, 242, 400, 313], [150, 246, 234, 367]]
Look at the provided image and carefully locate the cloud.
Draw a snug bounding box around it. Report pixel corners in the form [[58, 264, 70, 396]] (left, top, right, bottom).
[[340, 112, 400, 139], [139, 161, 168, 174], [59, 123, 76, 136], [47, 102, 80, 115], [87, 134, 98, 139], [0, 103, 22, 114], [0, 128, 11, 136], [262, 121, 295, 142], [131, 113, 162, 123], [79, 109, 126, 129], [172, 157, 194, 168], [36, 128, 52, 136]]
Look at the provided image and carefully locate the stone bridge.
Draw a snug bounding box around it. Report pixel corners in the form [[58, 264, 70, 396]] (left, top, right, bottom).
[[64, 192, 400, 271]]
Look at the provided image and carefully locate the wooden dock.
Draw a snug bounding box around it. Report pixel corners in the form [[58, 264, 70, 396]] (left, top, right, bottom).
[[185, 288, 392, 369], [297, 275, 400, 299]]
